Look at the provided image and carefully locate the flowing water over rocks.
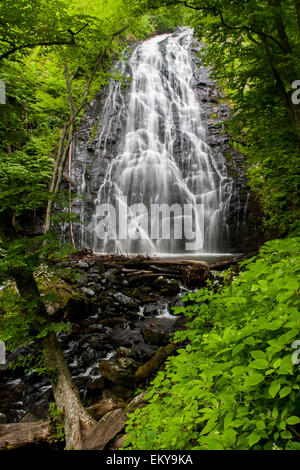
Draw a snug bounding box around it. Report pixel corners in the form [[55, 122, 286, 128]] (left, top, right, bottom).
[[0, 253, 210, 425], [66, 28, 261, 256]]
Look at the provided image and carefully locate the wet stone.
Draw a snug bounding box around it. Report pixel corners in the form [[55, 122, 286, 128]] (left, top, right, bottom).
[[116, 347, 139, 361], [141, 327, 171, 346], [80, 287, 96, 297], [113, 292, 138, 308], [99, 360, 137, 388]]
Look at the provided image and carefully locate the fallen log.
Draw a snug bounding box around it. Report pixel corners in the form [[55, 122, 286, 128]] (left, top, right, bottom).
[[135, 343, 176, 381], [210, 252, 258, 271], [87, 398, 125, 420], [0, 421, 54, 449], [81, 409, 127, 450], [82, 393, 148, 450]]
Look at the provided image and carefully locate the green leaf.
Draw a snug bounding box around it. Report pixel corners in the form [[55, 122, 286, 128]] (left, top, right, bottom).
[[248, 432, 261, 447], [286, 416, 300, 425], [250, 350, 266, 360], [250, 359, 269, 370], [279, 387, 292, 398], [269, 382, 281, 398], [245, 373, 265, 387]]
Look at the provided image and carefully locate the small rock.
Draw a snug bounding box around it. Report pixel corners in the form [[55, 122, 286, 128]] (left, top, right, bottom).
[[78, 261, 90, 269], [89, 259, 105, 275], [105, 268, 119, 284], [0, 413, 7, 424], [116, 347, 139, 360], [116, 357, 141, 372], [153, 276, 180, 295], [80, 287, 96, 297], [113, 292, 138, 308]]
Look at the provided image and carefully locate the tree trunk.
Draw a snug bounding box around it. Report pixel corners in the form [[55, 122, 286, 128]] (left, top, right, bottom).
[[14, 269, 96, 450], [42, 332, 96, 450]]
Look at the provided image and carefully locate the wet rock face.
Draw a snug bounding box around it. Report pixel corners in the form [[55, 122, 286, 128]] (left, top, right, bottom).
[[63, 31, 262, 255], [189, 43, 263, 252], [0, 253, 199, 424]]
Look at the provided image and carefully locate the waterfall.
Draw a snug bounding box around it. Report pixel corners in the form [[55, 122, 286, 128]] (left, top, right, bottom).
[[73, 29, 247, 256]]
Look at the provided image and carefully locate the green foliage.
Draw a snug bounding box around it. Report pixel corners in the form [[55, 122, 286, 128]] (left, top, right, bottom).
[[0, 2, 154, 225], [49, 402, 65, 442], [125, 238, 300, 450]]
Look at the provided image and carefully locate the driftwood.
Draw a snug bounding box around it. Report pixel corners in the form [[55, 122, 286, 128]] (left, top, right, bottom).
[[0, 392, 150, 450], [87, 398, 125, 420], [97, 255, 210, 288], [82, 393, 148, 450], [81, 409, 127, 450], [0, 421, 54, 449]]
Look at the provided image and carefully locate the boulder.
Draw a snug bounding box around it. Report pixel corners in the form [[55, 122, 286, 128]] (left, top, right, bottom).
[[0, 384, 23, 411], [99, 360, 137, 388], [142, 327, 171, 346], [19, 406, 49, 423], [151, 276, 181, 295], [102, 386, 133, 402]]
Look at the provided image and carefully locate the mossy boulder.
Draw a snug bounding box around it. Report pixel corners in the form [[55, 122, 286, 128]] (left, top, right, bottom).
[[99, 360, 137, 388]]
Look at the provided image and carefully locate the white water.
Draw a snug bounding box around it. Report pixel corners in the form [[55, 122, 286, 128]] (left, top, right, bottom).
[[88, 29, 236, 255]]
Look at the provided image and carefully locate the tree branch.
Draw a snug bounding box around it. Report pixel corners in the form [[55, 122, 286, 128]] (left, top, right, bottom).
[[0, 39, 74, 62], [0, 25, 88, 62], [152, 1, 290, 53]]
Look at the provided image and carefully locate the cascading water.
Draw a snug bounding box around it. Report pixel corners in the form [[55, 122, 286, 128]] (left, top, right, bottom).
[[71, 28, 250, 256]]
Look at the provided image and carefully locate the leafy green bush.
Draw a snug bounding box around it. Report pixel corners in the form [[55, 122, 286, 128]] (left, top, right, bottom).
[[125, 238, 300, 450]]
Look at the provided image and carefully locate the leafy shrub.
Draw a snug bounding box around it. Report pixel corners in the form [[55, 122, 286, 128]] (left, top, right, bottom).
[[125, 238, 300, 450]]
